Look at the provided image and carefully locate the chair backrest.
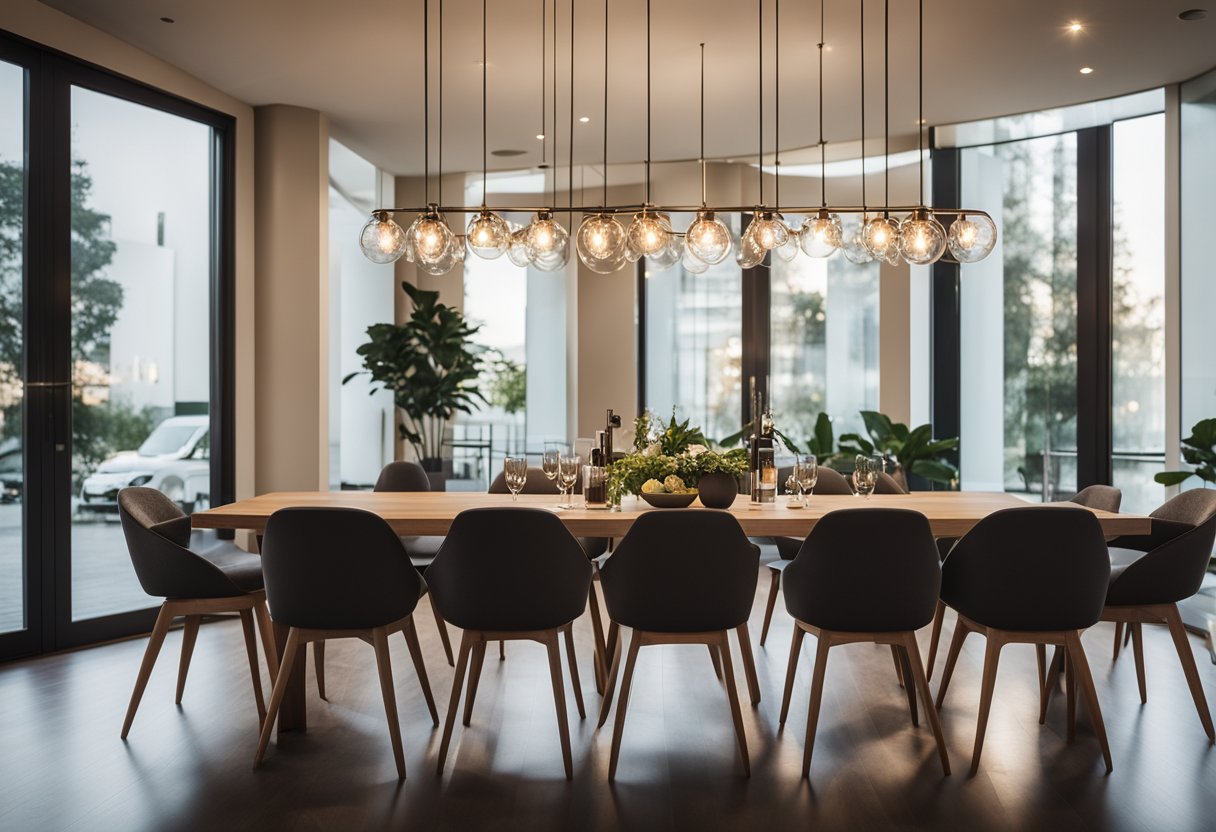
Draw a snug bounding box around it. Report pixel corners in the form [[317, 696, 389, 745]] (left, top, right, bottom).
[[425, 508, 592, 631], [783, 508, 940, 632], [874, 471, 908, 495], [488, 466, 564, 494], [374, 461, 431, 493], [1069, 485, 1122, 513], [1109, 489, 1216, 605], [261, 507, 422, 630], [812, 466, 854, 495], [941, 506, 1109, 631], [599, 510, 759, 632], [118, 487, 247, 600]]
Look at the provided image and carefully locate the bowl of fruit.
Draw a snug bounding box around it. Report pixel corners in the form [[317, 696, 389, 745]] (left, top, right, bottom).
[[638, 476, 699, 508]]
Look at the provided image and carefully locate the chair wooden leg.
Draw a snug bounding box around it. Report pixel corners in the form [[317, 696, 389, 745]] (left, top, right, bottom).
[[563, 624, 586, 720], [708, 644, 723, 680], [544, 630, 575, 780], [429, 600, 455, 667], [402, 616, 439, 726], [779, 625, 806, 726], [760, 568, 781, 647], [1065, 630, 1113, 772], [897, 646, 919, 727], [254, 627, 301, 769], [1131, 622, 1147, 704], [1035, 643, 1046, 705], [463, 639, 488, 727], [499, 640, 506, 660], [903, 633, 951, 775], [371, 627, 406, 780], [608, 632, 642, 781], [597, 622, 623, 728], [175, 615, 201, 705], [1125, 624, 1133, 647], [969, 632, 1004, 776], [1112, 621, 1124, 661], [935, 617, 969, 710], [121, 604, 175, 739], [587, 582, 607, 694], [1040, 647, 1064, 724], [735, 624, 761, 706], [1162, 604, 1216, 742], [891, 644, 906, 689], [716, 631, 751, 777], [313, 641, 327, 701], [925, 600, 946, 682], [253, 599, 280, 679], [239, 609, 267, 721], [437, 632, 474, 775], [1065, 648, 1077, 743], [801, 631, 832, 778]]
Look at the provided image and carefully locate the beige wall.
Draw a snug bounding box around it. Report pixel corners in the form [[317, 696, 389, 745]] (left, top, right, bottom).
[[2, 0, 258, 504], [254, 105, 330, 492]]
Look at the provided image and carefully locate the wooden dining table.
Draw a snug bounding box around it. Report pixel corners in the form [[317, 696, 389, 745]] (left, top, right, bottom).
[[192, 490, 1150, 732]]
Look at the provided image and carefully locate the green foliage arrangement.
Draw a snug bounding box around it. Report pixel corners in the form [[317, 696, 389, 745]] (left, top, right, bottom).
[[345, 281, 485, 462], [611, 409, 747, 501], [484, 351, 527, 415], [1155, 418, 1216, 488], [804, 412, 838, 462], [838, 411, 960, 487]]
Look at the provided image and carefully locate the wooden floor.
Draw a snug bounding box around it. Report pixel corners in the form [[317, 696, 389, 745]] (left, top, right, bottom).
[[3, 555, 1216, 832]]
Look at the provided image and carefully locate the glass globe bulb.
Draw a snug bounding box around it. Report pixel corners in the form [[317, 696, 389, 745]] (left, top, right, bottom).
[[748, 212, 789, 251], [646, 235, 682, 273], [525, 212, 570, 265], [839, 214, 874, 264], [947, 213, 997, 263], [576, 214, 628, 274], [899, 211, 948, 265], [685, 211, 733, 265], [627, 211, 672, 258], [862, 216, 901, 260], [799, 210, 842, 258], [359, 212, 408, 264], [507, 226, 534, 267], [412, 213, 454, 264], [682, 246, 710, 274], [736, 226, 766, 268], [465, 210, 510, 259], [774, 223, 800, 262]]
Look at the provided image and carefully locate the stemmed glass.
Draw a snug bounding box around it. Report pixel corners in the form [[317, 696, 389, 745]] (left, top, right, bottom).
[[504, 456, 528, 502], [853, 454, 879, 498], [557, 454, 581, 509], [797, 454, 818, 502], [542, 446, 561, 499]]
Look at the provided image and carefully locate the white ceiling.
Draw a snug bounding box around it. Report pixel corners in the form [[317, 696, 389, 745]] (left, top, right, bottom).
[[38, 0, 1216, 176]]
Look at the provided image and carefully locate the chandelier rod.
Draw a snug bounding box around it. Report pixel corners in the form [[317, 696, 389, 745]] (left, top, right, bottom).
[[645, 0, 652, 205], [601, 0, 609, 208], [552, 0, 558, 207], [817, 0, 826, 208], [884, 0, 890, 216], [918, 0, 925, 204], [423, 0, 429, 205], [480, 0, 487, 206], [438, 0, 444, 206], [859, 0, 866, 212], [757, 0, 763, 205], [774, 0, 780, 210], [569, 0, 575, 221], [540, 0, 546, 168], [699, 42, 706, 206]]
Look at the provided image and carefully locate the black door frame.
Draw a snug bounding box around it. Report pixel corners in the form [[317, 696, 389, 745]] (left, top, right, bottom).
[[0, 29, 236, 659]]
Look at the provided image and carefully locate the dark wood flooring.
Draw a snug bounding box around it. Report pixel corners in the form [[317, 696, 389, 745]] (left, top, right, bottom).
[[3, 558, 1216, 832]]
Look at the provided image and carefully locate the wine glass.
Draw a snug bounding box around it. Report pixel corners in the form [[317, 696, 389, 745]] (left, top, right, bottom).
[[853, 454, 878, 498], [798, 454, 819, 500], [504, 456, 528, 502], [542, 446, 560, 498], [558, 454, 581, 509]]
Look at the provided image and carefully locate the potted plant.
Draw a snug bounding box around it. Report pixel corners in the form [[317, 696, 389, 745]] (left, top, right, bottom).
[[345, 281, 485, 489], [609, 411, 749, 507], [838, 410, 959, 490], [1155, 418, 1216, 488]]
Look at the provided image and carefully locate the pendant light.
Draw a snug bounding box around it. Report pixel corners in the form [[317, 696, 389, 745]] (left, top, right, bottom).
[[862, 0, 901, 264], [466, 0, 511, 259], [626, 0, 674, 264], [771, 0, 801, 264], [684, 43, 734, 267], [529, 0, 572, 271], [800, 0, 842, 259], [743, 0, 787, 257], [898, 0, 947, 265], [576, 0, 628, 273], [413, 0, 459, 275]]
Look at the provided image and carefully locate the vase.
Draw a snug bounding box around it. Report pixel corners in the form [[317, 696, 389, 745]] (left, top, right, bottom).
[[697, 471, 739, 509]]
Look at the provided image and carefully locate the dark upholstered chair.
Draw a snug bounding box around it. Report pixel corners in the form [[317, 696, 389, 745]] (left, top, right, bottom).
[[761, 466, 867, 648], [875, 471, 909, 495], [117, 487, 277, 739], [934, 506, 1113, 774], [253, 507, 438, 780], [1071, 484, 1123, 513], [426, 508, 592, 780], [596, 510, 760, 779], [1099, 489, 1216, 742], [779, 508, 949, 776]]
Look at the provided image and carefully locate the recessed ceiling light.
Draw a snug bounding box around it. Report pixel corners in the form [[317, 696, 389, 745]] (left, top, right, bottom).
[[579, 116, 590, 123], [160, 16, 175, 23], [1178, 9, 1207, 21], [1079, 66, 1094, 74], [536, 133, 545, 140], [1067, 21, 1083, 33]]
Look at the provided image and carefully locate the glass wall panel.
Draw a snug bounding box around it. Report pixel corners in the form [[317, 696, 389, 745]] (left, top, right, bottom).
[[960, 133, 1079, 499], [1111, 114, 1166, 514], [770, 241, 880, 445], [644, 214, 742, 441], [69, 86, 213, 621], [0, 60, 25, 636]]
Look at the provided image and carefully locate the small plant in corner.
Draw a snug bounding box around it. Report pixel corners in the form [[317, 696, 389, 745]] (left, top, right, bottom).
[[1155, 418, 1216, 488]]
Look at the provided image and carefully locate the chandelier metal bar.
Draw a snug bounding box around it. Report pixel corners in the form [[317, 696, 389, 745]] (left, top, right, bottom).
[[377, 203, 995, 219]]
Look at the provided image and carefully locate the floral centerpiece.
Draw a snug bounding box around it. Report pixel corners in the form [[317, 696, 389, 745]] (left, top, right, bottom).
[[607, 410, 749, 504]]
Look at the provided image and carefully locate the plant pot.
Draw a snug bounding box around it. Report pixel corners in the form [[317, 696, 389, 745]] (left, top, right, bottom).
[[421, 457, 448, 492], [697, 472, 740, 509]]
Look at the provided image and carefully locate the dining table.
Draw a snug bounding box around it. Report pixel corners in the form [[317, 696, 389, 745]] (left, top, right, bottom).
[[192, 490, 1151, 732]]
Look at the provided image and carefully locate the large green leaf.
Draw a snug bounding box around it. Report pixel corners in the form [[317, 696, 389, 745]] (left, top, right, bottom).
[[909, 459, 959, 485], [811, 412, 834, 457], [860, 411, 895, 445], [1154, 470, 1196, 486]]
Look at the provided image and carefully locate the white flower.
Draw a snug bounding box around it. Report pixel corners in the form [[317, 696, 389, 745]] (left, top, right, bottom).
[[686, 444, 708, 458], [642, 442, 662, 457]]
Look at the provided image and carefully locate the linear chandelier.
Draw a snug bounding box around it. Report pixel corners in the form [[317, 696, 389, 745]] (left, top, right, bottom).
[[359, 0, 997, 273]]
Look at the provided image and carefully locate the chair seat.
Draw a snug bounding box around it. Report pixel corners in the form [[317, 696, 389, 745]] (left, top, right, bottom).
[[197, 545, 265, 594], [401, 535, 444, 562], [768, 559, 791, 574], [775, 536, 802, 561], [578, 537, 610, 559], [1108, 546, 1146, 568]]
